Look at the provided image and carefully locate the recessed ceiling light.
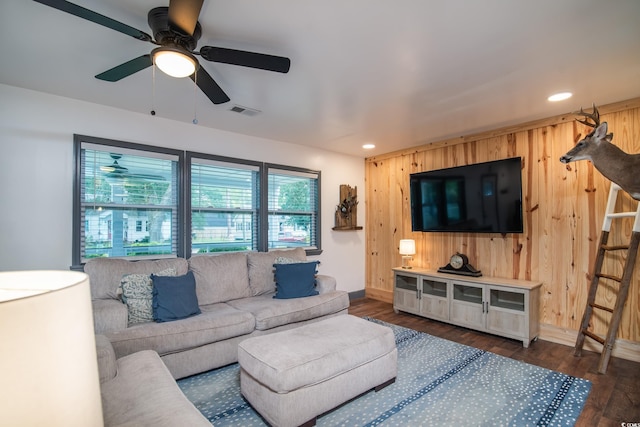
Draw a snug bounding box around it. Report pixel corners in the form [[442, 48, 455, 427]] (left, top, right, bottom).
[[547, 92, 573, 102], [362, 144, 375, 149]]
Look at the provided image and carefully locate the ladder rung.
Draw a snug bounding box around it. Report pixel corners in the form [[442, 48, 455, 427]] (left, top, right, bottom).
[[596, 273, 623, 282], [582, 330, 605, 344], [601, 244, 630, 251], [589, 302, 614, 313], [606, 212, 637, 219]]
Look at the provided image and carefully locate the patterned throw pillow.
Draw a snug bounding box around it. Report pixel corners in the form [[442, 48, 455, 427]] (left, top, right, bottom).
[[120, 268, 176, 325]]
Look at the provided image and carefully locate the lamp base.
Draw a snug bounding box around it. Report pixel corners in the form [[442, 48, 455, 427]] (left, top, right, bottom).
[[401, 255, 413, 269]]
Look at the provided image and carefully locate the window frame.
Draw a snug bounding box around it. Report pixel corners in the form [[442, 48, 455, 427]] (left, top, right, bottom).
[[264, 163, 322, 256], [72, 137, 322, 267], [186, 151, 262, 256], [72, 135, 185, 268]]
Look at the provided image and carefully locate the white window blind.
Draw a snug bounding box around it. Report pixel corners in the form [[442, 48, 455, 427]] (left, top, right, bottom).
[[190, 158, 260, 255], [267, 167, 319, 250], [79, 142, 179, 261]]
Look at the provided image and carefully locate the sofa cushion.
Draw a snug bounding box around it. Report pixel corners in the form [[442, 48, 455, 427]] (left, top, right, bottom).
[[226, 290, 350, 331], [121, 268, 176, 325], [188, 252, 252, 305], [152, 271, 201, 322], [273, 261, 319, 299], [106, 303, 255, 358], [84, 258, 189, 300], [247, 248, 306, 296]]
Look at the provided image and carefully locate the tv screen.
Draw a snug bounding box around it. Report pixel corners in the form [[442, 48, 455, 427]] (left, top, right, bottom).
[[410, 157, 523, 233]]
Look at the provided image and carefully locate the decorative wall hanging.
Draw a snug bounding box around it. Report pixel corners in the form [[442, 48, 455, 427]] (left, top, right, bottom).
[[333, 185, 362, 230]]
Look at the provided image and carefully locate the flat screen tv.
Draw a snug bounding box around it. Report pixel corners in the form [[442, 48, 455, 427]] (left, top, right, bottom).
[[410, 157, 524, 233]]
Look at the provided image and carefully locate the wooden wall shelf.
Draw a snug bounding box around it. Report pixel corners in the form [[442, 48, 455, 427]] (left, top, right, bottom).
[[332, 226, 363, 231]]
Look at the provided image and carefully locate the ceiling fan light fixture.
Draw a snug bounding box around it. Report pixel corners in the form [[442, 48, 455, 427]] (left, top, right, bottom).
[[152, 47, 197, 78]]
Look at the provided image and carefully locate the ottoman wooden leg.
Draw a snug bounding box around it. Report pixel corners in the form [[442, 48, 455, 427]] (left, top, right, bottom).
[[298, 418, 316, 427]]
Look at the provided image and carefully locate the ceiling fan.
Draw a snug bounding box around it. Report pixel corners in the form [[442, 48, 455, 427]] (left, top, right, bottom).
[[33, 0, 291, 105], [100, 154, 165, 181]]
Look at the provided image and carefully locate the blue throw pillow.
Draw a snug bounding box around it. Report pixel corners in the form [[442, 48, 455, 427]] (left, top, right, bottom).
[[151, 271, 201, 322], [273, 261, 319, 299]]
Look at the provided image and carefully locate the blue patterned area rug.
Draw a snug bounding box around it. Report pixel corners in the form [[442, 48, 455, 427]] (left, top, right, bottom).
[[178, 318, 591, 426]]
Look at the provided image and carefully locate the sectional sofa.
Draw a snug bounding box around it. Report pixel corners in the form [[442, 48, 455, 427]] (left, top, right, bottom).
[[86, 248, 350, 426], [86, 248, 350, 379]]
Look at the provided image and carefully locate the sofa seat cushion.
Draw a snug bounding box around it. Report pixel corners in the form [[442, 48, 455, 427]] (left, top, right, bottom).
[[84, 258, 189, 300], [226, 290, 349, 331], [101, 350, 210, 427], [106, 303, 255, 358], [188, 252, 252, 305]]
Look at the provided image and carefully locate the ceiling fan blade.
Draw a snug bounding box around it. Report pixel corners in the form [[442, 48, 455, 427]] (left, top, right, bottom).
[[190, 66, 230, 105], [168, 0, 204, 36], [95, 55, 153, 82], [199, 46, 291, 73], [33, 0, 152, 42]]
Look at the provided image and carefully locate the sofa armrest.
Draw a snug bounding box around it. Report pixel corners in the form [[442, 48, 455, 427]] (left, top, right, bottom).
[[101, 350, 210, 427], [315, 274, 337, 294], [92, 299, 128, 334], [95, 334, 117, 384]]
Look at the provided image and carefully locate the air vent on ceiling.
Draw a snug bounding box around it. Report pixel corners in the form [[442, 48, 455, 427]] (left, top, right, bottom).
[[229, 105, 261, 117]]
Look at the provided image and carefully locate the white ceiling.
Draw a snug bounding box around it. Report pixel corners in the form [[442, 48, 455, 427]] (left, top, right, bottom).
[[2, 0, 640, 157]]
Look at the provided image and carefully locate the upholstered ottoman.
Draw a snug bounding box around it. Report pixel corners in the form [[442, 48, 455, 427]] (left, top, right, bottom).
[[238, 315, 397, 427]]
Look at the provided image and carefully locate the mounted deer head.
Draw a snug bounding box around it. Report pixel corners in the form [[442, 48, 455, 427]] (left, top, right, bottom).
[[560, 104, 640, 200]]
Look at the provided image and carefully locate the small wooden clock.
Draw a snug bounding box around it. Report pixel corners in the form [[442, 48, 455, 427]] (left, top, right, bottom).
[[437, 252, 482, 277]]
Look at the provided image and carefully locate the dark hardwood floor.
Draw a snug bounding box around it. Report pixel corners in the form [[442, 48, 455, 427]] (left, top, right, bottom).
[[348, 297, 640, 427]]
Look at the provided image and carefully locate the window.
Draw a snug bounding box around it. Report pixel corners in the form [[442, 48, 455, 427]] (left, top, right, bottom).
[[188, 153, 260, 255], [73, 135, 183, 265], [267, 165, 320, 253], [72, 137, 322, 265]]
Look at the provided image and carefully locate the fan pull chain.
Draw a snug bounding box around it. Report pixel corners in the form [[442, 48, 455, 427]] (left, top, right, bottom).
[[150, 61, 156, 116], [192, 68, 198, 125]]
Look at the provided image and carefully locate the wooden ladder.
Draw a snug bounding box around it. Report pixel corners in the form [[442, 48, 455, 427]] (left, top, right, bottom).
[[574, 184, 640, 374]]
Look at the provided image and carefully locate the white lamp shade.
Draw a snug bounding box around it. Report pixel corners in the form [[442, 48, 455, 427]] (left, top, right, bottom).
[[0, 271, 103, 427], [399, 239, 416, 255]]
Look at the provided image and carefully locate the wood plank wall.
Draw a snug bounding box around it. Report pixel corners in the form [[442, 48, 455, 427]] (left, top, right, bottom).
[[364, 98, 640, 345]]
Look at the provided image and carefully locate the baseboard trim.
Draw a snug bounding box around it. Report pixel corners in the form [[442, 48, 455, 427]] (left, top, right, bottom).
[[348, 290, 366, 300], [538, 323, 640, 364], [365, 288, 393, 303]]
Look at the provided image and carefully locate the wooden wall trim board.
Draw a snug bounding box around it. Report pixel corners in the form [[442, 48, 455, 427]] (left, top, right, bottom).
[[539, 323, 640, 363], [364, 97, 640, 361]]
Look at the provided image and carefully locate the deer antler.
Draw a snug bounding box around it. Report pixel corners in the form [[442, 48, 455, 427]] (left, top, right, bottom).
[[575, 103, 600, 128]]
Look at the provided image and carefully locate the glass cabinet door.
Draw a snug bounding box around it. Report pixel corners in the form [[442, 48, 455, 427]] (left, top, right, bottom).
[[490, 289, 525, 311], [453, 284, 483, 305], [450, 282, 485, 329], [419, 277, 449, 321], [422, 279, 447, 298], [394, 273, 420, 315], [396, 274, 418, 292]]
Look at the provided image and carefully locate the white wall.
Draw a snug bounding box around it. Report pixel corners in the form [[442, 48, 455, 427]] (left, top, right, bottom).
[[0, 84, 366, 293]]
